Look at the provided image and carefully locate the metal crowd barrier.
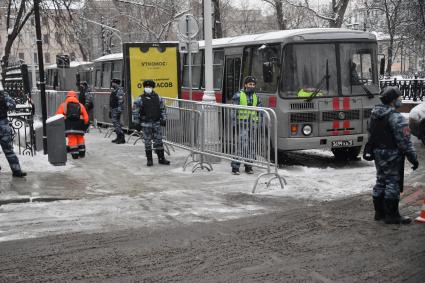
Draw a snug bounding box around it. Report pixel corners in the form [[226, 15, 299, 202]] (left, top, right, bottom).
[[380, 78, 425, 101], [162, 98, 286, 193]]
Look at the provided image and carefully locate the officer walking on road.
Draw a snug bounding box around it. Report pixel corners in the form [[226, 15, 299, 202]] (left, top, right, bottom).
[[132, 80, 169, 166], [0, 90, 27, 177], [368, 86, 419, 224], [110, 78, 125, 144], [231, 76, 262, 175]]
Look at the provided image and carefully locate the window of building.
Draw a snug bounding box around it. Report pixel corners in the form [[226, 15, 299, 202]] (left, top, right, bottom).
[[19, 53, 25, 61], [43, 34, 49, 44], [55, 32, 62, 45], [44, 53, 50, 64], [34, 53, 38, 64], [42, 16, 48, 25]]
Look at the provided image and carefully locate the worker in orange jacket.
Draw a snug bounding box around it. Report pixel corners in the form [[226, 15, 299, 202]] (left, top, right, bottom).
[[56, 90, 89, 159]]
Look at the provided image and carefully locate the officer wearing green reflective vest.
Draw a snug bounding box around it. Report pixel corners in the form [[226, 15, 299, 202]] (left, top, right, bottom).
[[231, 76, 262, 175]]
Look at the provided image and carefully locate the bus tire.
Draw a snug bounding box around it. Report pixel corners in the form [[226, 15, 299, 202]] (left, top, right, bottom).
[[331, 146, 361, 161]]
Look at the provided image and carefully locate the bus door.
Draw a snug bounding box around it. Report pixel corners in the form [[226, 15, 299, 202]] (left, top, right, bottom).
[[223, 56, 241, 103]]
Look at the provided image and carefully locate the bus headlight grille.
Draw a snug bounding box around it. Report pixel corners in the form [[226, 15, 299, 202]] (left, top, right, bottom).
[[322, 110, 360, 121], [290, 112, 317, 123]]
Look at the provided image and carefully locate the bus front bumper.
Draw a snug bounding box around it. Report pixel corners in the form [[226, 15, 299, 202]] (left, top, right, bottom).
[[277, 134, 368, 151]]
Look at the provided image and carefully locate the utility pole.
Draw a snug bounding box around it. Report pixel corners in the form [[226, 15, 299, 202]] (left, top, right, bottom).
[[34, 0, 48, 154], [203, 0, 214, 101]]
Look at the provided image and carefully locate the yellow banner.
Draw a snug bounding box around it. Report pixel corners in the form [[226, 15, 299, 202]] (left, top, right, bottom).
[[129, 46, 179, 101]]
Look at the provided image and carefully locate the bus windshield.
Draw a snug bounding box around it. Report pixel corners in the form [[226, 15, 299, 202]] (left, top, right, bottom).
[[280, 42, 379, 98]]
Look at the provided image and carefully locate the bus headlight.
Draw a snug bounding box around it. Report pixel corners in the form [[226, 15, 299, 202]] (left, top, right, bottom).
[[302, 124, 312, 136]]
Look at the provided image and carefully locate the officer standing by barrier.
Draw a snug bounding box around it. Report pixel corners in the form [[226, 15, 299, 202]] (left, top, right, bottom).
[[231, 76, 262, 175], [0, 90, 27, 177], [110, 78, 125, 144], [78, 81, 94, 126], [368, 86, 419, 224], [132, 80, 169, 166]]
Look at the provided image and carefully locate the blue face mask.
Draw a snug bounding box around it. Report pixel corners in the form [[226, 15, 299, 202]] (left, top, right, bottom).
[[394, 100, 402, 109], [245, 87, 255, 95]]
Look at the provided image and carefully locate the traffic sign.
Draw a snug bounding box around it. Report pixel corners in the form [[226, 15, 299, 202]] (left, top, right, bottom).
[[177, 14, 199, 39]]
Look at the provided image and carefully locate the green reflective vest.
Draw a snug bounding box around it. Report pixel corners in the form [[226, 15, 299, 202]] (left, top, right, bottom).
[[238, 91, 259, 121], [297, 89, 323, 97]]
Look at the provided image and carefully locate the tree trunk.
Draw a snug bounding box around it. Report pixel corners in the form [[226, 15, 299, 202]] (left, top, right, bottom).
[[276, 0, 286, 30], [387, 35, 394, 74], [212, 0, 223, 38]]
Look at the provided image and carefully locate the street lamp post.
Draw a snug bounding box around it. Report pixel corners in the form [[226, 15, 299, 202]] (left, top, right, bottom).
[[203, 0, 215, 102], [34, 0, 48, 154]]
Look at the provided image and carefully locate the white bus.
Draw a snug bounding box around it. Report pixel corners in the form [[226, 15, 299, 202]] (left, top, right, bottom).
[[181, 28, 381, 160]]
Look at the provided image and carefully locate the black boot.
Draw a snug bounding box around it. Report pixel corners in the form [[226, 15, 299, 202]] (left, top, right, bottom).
[[156, 149, 170, 165], [111, 135, 118, 143], [116, 133, 126, 144], [12, 170, 27, 177], [384, 199, 412, 224], [146, 150, 153, 166], [373, 196, 385, 221]]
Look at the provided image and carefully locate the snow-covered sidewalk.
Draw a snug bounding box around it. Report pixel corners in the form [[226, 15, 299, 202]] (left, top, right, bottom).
[[0, 130, 421, 242]]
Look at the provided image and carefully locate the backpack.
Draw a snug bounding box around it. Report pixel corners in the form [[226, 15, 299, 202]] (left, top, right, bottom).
[[66, 102, 81, 121]]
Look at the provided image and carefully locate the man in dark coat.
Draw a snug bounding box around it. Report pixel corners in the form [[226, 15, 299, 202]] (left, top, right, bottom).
[[132, 80, 169, 166], [0, 90, 27, 177], [368, 86, 419, 224]]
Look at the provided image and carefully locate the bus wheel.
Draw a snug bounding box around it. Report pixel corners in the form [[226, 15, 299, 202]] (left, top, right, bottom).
[[331, 146, 361, 161]]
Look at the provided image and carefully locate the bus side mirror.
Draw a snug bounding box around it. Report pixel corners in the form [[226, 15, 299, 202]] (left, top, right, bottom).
[[379, 58, 385, 76], [263, 62, 273, 83]]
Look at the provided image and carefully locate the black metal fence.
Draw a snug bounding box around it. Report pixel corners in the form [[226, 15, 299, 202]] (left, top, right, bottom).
[[3, 61, 36, 155], [380, 78, 425, 102]]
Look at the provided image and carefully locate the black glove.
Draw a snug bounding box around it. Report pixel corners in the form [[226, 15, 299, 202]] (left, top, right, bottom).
[[411, 160, 419, 171], [160, 119, 166, 127]]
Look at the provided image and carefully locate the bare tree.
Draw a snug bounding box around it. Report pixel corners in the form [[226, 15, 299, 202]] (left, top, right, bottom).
[[113, 0, 189, 42], [282, 0, 350, 28], [364, 0, 412, 74], [1, 0, 78, 83]]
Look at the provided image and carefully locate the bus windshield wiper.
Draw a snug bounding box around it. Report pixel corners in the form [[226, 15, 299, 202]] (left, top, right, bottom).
[[306, 60, 330, 102]]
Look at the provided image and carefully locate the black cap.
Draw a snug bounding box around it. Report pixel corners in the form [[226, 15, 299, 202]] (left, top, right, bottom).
[[244, 76, 257, 85], [380, 86, 401, 104], [111, 78, 121, 84], [143, 80, 156, 88]]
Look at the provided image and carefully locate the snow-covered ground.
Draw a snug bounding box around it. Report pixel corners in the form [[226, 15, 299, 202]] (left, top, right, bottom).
[[0, 129, 420, 242]]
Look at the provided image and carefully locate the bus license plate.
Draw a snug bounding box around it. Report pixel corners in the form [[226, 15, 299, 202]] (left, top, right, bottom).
[[331, 140, 353, 147]]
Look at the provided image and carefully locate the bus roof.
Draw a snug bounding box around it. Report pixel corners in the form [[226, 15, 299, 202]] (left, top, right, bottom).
[[45, 61, 93, 69], [198, 28, 376, 48], [93, 53, 123, 62]]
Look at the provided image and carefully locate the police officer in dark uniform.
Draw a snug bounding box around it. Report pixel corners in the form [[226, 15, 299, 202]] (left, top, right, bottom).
[[368, 86, 419, 224], [109, 78, 125, 144], [132, 80, 169, 166], [0, 90, 27, 177]]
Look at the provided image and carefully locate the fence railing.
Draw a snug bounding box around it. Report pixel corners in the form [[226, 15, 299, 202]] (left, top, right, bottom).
[[161, 98, 286, 193], [380, 78, 425, 102]]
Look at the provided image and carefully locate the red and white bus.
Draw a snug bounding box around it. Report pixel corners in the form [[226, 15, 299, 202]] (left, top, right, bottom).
[[180, 28, 381, 160]]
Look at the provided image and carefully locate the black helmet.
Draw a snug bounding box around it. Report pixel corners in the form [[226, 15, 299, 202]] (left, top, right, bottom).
[[143, 80, 156, 88], [111, 78, 121, 85], [243, 76, 257, 85], [380, 86, 401, 104]]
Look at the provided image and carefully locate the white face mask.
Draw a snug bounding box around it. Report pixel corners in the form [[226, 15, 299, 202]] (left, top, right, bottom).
[[144, 87, 153, 94]]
